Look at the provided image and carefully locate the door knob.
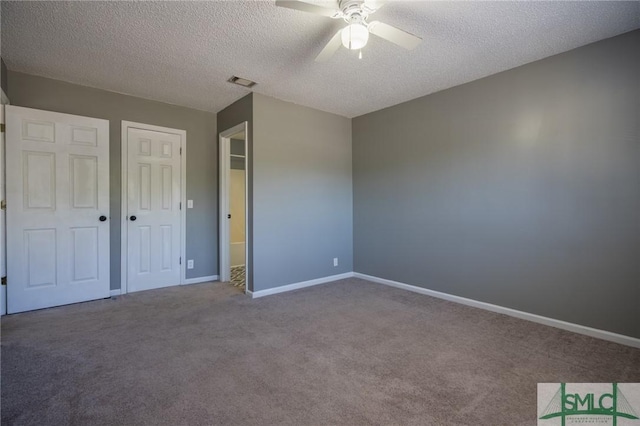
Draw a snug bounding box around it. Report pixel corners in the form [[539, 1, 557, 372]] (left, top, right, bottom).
[[130, 216, 137, 221], [99, 215, 107, 222]]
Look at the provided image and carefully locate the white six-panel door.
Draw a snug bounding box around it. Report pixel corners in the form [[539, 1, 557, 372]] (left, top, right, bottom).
[[6, 106, 110, 313], [125, 125, 182, 292]]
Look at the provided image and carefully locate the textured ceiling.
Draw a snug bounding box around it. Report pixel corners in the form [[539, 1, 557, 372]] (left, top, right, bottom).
[[2, 1, 639, 118]]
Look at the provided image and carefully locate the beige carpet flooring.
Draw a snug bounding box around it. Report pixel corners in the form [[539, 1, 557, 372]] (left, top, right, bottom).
[[1, 278, 639, 425]]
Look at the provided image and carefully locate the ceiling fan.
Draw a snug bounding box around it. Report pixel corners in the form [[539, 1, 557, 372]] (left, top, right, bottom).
[[275, 0, 422, 61]]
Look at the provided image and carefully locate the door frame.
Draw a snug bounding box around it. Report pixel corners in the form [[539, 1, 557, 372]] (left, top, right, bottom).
[[120, 121, 187, 294], [219, 122, 249, 292], [0, 95, 9, 315]]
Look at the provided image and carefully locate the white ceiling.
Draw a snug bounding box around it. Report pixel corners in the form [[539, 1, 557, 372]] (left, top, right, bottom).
[[2, 1, 639, 118]]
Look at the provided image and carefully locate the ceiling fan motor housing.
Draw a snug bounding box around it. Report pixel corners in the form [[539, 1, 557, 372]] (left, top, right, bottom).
[[339, 0, 370, 23]]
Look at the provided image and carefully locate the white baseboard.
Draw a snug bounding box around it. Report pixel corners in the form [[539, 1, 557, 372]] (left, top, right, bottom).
[[251, 272, 354, 299], [183, 275, 219, 285], [110, 276, 219, 296], [354, 272, 640, 349]]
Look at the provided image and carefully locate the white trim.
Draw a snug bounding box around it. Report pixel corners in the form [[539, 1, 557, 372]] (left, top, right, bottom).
[[0, 100, 6, 315], [218, 127, 231, 283], [244, 125, 249, 294], [110, 289, 122, 297], [250, 272, 354, 298], [182, 275, 219, 285], [219, 122, 249, 294], [353, 273, 640, 349], [120, 121, 187, 295]]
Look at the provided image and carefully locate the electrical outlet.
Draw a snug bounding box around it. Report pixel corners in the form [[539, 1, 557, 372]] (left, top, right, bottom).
[[187, 259, 194, 269], [333, 258, 338, 267]]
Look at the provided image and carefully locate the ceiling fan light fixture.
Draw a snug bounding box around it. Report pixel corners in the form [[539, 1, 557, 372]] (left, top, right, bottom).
[[341, 23, 369, 50]]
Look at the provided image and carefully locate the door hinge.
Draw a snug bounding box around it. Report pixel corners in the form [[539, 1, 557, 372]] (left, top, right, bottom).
[[179, 202, 182, 210], [180, 147, 182, 155], [0, 200, 5, 210], [0, 123, 5, 133], [1, 277, 6, 286], [179, 257, 182, 265]]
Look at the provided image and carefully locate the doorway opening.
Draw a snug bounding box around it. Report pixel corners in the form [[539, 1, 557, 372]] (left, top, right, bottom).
[[219, 122, 249, 293]]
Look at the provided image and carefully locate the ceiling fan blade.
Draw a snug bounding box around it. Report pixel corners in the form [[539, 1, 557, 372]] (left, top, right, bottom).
[[315, 29, 343, 62], [275, 1, 341, 18], [368, 21, 422, 50]]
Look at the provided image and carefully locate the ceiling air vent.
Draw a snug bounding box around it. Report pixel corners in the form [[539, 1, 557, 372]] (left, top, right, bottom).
[[228, 76, 256, 88]]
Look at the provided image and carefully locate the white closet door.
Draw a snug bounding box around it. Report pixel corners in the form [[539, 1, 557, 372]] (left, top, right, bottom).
[[6, 106, 110, 313], [126, 127, 181, 292]]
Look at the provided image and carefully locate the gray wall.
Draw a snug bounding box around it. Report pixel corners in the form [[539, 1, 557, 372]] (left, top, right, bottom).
[[0, 1, 5, 94], [8, 71, 218, 289], [217, 94, 253, 291], [1, 58, 7, 95], [253, 94, 353, 292], [353, 30, 640, 338]]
